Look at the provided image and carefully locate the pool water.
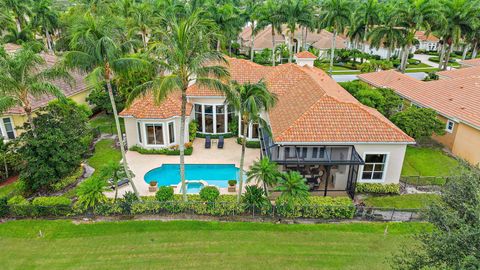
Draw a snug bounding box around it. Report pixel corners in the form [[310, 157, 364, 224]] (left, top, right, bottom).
[[144, 164, 239, 190]]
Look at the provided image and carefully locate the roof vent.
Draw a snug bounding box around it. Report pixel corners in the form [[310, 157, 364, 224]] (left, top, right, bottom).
[[448, 98, 453, 101]]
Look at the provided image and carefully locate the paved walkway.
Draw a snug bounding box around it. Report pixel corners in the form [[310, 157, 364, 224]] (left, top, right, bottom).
[[107, 138, 260, 198]]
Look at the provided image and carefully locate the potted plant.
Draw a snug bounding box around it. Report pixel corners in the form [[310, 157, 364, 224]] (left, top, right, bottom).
[[228, 180, 237, 192], [149, 181, 158, 192]]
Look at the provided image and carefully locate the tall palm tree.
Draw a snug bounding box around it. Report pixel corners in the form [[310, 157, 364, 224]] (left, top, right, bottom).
[[241, 0, 261, 61], [320, 0, 351, 75], [275, 171, 309, 202], [31, 0, 59, 52], [368, 5, 405, 61], [255, 0, 286, 66], [225, 81, 277, 202], [437, 0, 478, 70], [2, 0, 31, 32], [247, 157, 279, 196], [395, 0, 442, 72], [282, 0, 314, 63], [126, 1, 155, 49], [127, 11, 230, 202], [61, 14, 146, 199], [356, 0, 380, 54], [0, 48, 71, 130], [207, 2, 241, 52]]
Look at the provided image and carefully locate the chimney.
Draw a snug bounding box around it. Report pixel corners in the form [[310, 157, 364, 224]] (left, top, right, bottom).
[[294, 51, 317, 67]]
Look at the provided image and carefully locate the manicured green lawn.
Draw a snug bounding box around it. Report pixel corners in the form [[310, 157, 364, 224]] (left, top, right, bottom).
[[0, 220, 430, 270], [407, 62, 431, 68], [89, 113, 125, 134], [402, 146, 460, 177], [364, 194, 440, 209], [87, 139, 122, 177]]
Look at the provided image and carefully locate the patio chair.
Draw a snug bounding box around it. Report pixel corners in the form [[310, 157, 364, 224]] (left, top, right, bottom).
[[218, 136, 224, 149], [205, 135, 211, 149]]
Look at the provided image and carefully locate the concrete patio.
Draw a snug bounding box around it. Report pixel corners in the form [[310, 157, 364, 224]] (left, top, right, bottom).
[[107, 137, 260, 197]]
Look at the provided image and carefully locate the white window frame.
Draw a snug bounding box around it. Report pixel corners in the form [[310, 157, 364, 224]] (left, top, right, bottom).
[[238, 116, 260, 141], [144, 122, 166, 147], [0, 117, 16, 141], [136, 121, 143, 144], [194, 103, 229, 134], [167, 121, 176, 144], [445, 120, 455, 133], [358, 152, 390, 183]]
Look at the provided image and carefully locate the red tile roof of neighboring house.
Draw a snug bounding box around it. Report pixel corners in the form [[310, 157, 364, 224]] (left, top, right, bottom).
[[358, 70, 480, 128], [295, 51, 317, 59], [414, 31, 439, 42], [123, 57, 413, 143], [120, 91, 192, 119], [437, 66, 480, 79], [460, 58, 480, 67], [2, 45, 90, 115]]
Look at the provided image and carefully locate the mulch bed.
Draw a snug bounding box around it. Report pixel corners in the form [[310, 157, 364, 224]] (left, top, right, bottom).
[[0, 175, 18, 187]]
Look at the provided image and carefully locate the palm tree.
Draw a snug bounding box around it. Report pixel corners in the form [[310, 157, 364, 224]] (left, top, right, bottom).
[[282, 0, 314, 63], [242, 0, 261, 62], [0, 48, 71, 130], [247, 157, 279, 196], [356, 0, 380, 53], [31, 0, 59, 52], [225, 81, 277, 202], [320, 0, 351, 75], [368, 5, 405, 61], [61, 14, 146, 199], [126, 2, 155, 49], [275, 171, 309, 202], [127, 11, 230, 202], [76, 176, 109, 211], [2, 0, 31, 32], [207, 2, 241, 52], [255, 0, 286, 66], [437, 0, 478, 70], [99, 161, 129, 202]]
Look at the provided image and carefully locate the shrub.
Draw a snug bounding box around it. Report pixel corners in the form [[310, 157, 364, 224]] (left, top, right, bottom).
[[236, 137, 261, 148], [407, 58, 421, 65], [355, 183, 400, 195], [0, 197, 8, 217], [51, 166, 84, 192], [93, 202, 124, 215], [199, 186, 220, 202], [228, 180, 237, 186], [120, 191, 139, 214], [275, 196, 355, 219], [196, 133, 235, 139], [32, 196, 72, 216], [7, 195, 30, 217], [390, 107, 445, 139], [189, 120, 198, 141], [242, 185, 271, 213], [130, 145, 193, 155], [156, 186, 174, 202]]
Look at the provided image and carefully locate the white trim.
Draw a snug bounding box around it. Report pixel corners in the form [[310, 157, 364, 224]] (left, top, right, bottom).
[[0, 116, 16, 141], [277, 141, 415, 146], [167, 121, 176, 144], [445, 119, 455, 133], [194, 103, 230, 134], [358, 152, 390, 183]]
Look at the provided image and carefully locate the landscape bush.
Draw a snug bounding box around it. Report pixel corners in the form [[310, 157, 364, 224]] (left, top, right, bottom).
[[0, 197, 8, 217], [355, 183, 400, 195], [199, 186, 220, 202], [196, 133, 235, 139], [51, 166, 84, 192], [189, 120, 198, 141], [236, 137, 261, 148], [156, 186, 174, 202], [130, 144, 193, 155], [32, 196, 72, 216], [275, 196, 355, 219], [7, 195, 30, 216]]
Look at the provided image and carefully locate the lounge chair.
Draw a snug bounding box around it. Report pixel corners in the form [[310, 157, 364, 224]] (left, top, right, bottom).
[[218, 136, 224, 149], [205, 135, 211, 148]]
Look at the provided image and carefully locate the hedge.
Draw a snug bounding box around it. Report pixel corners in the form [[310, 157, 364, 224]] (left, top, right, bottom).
[[51, 166, 84, 192], [355, 183, 400, 195], [275, 196, 355, 219], [236, 137, 261, 148], [32, 196, 72, 216], [130, 144, 193, 155], [196, 133, 235, 139]]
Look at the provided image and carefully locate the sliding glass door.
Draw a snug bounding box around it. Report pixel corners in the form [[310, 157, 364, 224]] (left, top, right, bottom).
[[194, 104, 230, 134]]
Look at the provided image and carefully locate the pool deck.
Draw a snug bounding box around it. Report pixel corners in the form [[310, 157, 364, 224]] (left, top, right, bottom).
[[106, 138, 260, 198]]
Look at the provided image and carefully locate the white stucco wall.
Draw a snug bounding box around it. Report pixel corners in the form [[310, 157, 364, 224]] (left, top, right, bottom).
[[354, 143, 408, 184]]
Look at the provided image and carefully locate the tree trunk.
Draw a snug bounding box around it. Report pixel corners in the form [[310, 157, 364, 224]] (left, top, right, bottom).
[[15, 17, 22, 33], [400, 46, 408, 73], [304, 29, 308, 51], [3, 156, 8, 179], [179, 89, 187, 201], [271, 29, 276, 66], [288, 31, 295, 63], [216, 39, 221, 52], [386, 45, 392, 61], [229, 40, 232, 56], [45, 29, 53, 52], [472, 41, 478, 59], [328, 29, 337, 76], [363, 25, 369, 53], [443, 45, 453, 70], [114, 173, 118, 202], [438, 42, 446, 69], [105, 73, 140, 200], [237, 118, 248, 203], [141, 32, 147, 49], [250, 23, 255, 61], [462, 44, 469, 60]]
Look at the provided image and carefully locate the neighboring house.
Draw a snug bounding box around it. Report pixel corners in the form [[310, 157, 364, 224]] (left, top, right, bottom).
[[346, 39, 402, 60], [413, 31, 439, 52], [120, 54, 414, 198], [358, 68, 480, 167], [239, 25, 347, 59], [0, 44, 91, 141], [459, 58, 480, 68]]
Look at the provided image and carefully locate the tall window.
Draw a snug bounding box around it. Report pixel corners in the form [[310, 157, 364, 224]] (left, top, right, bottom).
[[195, 104, 203, 132], [2, 118, 15, 140], [204, 105, 214, 133], [362, 154, 387, 181], [194, 104, 230, 134], [216, 105, 225, 133], [168, 122, 175, 144], [446, 120, 455, 133], [146, 124, 164, 145]]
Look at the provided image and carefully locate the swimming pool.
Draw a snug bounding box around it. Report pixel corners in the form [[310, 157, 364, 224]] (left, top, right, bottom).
[[144, 164, 240, 191]]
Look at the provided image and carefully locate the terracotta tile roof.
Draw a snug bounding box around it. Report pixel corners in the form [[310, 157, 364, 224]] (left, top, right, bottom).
[[414, 31, 439, 42], [437, 66, 480, 79], [2, 45, 90, 115], [358, 70, 480, 128], [120, 91, 192, 119], [460, 58, 480, 67], [240, 25, 347, 50], [295, 51, 317, 59]]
